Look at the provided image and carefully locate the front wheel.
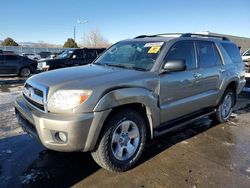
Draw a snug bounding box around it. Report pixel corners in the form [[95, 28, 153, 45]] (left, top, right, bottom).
[[91, 109, 147, 172], [211, 89, 235, 123]]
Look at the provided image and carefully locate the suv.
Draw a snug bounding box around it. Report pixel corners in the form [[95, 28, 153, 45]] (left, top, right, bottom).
[[242, 48, 250, 79], [0, 54, 37, 77], [37, 48, 106, 71], [15, 33, 245, 172]]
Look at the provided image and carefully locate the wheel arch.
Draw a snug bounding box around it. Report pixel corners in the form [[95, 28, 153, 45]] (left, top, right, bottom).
[[85, 88, 160, 151]]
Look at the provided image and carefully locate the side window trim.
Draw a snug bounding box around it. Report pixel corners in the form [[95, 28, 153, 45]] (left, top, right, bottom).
[[213, 43, 225, 65], [163, 40, 198, 70]]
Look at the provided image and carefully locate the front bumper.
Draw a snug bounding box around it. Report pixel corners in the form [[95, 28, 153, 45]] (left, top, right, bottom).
[[15, 96, 111, 152]]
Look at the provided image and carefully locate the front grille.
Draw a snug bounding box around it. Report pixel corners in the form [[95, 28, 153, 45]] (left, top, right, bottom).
[[23, 93, 45, 111], [245, 64, 250, 73], [23, 82, 47, 113]]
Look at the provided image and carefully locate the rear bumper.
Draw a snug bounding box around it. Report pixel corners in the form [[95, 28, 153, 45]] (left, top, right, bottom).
[[15, 96, 111, 152]]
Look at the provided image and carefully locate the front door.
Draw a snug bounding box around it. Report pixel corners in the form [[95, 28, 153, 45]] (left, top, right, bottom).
[[159, 40, 203, 124], [0, 55, 5, 74], [1, 55, 18, 74]]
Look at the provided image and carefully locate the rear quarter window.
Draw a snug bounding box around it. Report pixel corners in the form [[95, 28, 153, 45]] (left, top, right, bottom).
[[221, 43, 242, 63]]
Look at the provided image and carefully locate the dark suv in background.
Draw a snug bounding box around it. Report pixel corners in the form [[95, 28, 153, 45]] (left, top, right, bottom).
[[37, 48, 106, 71], [0, 54, 37, 77]]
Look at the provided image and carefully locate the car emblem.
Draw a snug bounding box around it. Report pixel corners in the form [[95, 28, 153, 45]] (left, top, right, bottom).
[[24, 87, 34, 98], [28, 88, 34, 97]]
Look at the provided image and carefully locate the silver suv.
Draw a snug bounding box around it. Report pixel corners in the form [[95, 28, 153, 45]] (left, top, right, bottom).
[[15, 33, 246, 172]]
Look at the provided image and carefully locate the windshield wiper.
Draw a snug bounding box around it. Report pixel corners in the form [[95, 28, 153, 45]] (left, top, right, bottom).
[[105, 63, 129, 69], [130, 66, 147, 71], [95, 63, 147, 71]]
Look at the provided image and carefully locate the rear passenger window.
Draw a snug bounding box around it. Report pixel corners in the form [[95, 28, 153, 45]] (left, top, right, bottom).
[[197, 41, 218, 67], [87, 50, 97, 59], [166, 41, 196, 69], [221, 43, 242, 63], [0, 55, 4, 61]]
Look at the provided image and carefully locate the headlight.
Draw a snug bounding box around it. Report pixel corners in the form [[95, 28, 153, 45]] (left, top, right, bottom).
[[48, 90, 92, 111], [38, 62, 47, 69], [41, 62, 47, 67]]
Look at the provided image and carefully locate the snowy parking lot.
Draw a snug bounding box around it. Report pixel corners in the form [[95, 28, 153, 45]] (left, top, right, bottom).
[[0, 77, 250, 188]]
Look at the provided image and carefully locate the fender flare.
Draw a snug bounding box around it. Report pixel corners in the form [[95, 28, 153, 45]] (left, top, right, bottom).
[[94, 87, 160, 139]]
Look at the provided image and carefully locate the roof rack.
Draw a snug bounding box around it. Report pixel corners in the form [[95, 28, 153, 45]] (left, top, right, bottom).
[[134, 33, 182, 39], [181, 33, 230, 41], [134, 33, 230, 41]]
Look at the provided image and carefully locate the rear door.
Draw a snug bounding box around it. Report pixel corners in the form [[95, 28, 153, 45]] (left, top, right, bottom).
[[195, 41, 222, 107], [159, 40, 203, 123]]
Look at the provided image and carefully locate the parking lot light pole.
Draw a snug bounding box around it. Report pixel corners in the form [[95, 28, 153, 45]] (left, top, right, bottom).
[[73, 20, 88, 44]]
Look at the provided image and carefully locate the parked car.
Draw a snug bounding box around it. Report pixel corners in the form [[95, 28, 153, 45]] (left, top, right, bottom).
[[15, 33, 245, 172], [0, 54, 37, 77], [21, 52, 41, 61], [37, 48, 106, 71], [242, 48, 250, 79]]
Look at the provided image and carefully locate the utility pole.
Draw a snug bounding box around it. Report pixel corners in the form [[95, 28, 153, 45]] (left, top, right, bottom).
[[74, 26, 76, 41]]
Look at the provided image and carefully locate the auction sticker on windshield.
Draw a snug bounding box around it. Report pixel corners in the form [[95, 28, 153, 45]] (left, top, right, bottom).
[[148, 46, 161, 53], [144, 42, 164, 47]]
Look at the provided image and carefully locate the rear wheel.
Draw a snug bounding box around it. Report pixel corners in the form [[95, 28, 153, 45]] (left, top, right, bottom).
[[91, 109, 147, 172], [20, 67, 31, 77], [211, 89, 235, 123]]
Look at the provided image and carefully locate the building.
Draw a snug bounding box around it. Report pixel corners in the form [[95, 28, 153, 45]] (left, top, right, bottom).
[[194, 31, 250, 53]]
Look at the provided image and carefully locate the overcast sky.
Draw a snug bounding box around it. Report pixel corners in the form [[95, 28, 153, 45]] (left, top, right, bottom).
[[0, 0, 249, 44]]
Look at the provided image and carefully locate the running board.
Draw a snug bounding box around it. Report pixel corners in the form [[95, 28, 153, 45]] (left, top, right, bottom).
[[154, 108, 216, 137]]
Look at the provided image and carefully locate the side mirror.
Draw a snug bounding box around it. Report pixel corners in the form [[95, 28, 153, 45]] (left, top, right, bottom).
[[162, 59, 186, 73], [72, 55, 76, 59]]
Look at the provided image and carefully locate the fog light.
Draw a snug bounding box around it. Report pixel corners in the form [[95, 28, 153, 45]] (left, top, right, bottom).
[[55, 132, 67, 142]]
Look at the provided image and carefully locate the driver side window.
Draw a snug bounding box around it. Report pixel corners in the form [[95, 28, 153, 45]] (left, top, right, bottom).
[[166, 41, 196, 70]]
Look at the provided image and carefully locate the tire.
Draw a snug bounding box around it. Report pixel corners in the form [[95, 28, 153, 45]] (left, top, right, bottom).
[[19, 67, 31, 77], [91, 109, 147, 172], [211, 89, 235, 123]]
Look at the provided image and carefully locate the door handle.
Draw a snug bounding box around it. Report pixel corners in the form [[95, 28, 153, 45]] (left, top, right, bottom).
[[219, 68, 225, 73], [194, 72, 202, 79]]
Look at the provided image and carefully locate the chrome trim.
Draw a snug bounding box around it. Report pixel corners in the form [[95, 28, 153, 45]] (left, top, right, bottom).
[[23, 79, 49, 113]]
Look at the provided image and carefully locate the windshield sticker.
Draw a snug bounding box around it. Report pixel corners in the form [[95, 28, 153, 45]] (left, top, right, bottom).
[[148, 46, 161, 54], [144, 42, 164, 47]]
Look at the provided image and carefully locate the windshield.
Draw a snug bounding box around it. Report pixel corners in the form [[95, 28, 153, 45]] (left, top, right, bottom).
[[94, 41, 164, 71], [57, 49, 74, 59], [243, 49, 250, 56]]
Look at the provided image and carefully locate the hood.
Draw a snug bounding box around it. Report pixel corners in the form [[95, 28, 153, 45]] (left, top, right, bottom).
[[29, 64, 152, 89]]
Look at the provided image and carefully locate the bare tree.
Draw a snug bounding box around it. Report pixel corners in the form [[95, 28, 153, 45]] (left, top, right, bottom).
[[80, 28, 111, 48]]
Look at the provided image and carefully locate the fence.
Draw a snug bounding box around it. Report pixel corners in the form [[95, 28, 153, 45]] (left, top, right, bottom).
[[0, 46, 65, 54]]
